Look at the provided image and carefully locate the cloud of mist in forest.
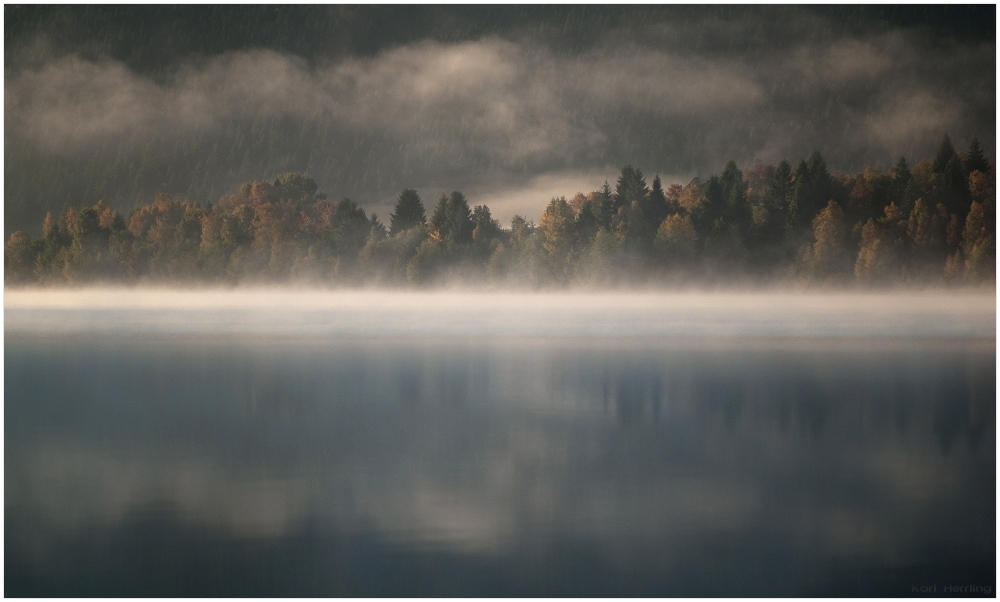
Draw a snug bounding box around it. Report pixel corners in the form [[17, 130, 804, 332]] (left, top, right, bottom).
[[5, 9, 995, 216], [410, 169, 682, 226]]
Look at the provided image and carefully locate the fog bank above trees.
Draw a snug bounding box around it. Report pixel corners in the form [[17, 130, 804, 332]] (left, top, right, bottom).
[[5, 6, 994, 235]]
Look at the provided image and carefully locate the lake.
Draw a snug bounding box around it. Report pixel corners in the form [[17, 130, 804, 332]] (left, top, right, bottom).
[[5, 289, 996, 596]]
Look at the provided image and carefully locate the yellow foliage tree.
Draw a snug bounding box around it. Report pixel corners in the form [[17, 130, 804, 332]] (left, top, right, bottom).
[[655, 214, 697, 260]]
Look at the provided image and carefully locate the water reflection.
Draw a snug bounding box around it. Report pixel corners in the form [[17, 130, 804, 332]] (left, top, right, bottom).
[[6, 335, 995, 596]]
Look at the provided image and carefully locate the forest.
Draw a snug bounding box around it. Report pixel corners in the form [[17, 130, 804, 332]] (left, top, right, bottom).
[[4, 134, 995, 288]]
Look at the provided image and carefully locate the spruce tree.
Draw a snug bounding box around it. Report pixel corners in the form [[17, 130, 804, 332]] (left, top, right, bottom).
[[719, 160, 748, 229], [890, 156, 914, 210], [893, 156, 911, 185], [647, 175, 669, 228], [768, 160, 793, 213], [389, 189, 426, 235], [932, 133, 957, 173], [596, 181, 614, 230], [446, 191, 474, 244], [789, 152, 832, 231], [964, 136, 989, 174], [431, 192, 473, 244], [615, 166, 648, 211], [430, 194, 450, 237]]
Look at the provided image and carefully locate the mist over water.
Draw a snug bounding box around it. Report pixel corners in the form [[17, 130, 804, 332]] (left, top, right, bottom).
[[5, 288, 996, 596], [5, 288, 995, 339]]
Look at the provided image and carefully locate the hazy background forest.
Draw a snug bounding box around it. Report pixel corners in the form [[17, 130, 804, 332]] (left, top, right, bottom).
[[4, 5, 995, 287], [3, 138, 996, 287]]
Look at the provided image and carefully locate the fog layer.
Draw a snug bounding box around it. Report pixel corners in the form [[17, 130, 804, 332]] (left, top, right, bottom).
[[6, 289, 994, 339], [5, 6, 994, 228]]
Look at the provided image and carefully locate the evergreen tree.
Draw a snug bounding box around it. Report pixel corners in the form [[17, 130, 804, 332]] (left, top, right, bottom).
[[719, 160, 749, 236], [471, 205, 502, 246], [788, 160, 812, 229], [647, 175, 669, 228], [964, 136, 989, 174], [932, 133, 957, 173], [768, 160, 793, 211], [893, 156, 912, 184], [614, 166, 648, 214], [789, 151, 833, 231], [941, 154, 971, 216], [595, 181, 614, 230], [430, 194, 449, 237], [389, 189, 426, 235], [575, 199, 602, 245], [368, 213, 388, 240], [691, 175, 725, 237], [448, 191, 474, 244], [273, 173, 319, 205], [330, 198, 370, 258], [890, 156, 914, 210], [610, 165, 657, 250], [431, 191, 473, 245]]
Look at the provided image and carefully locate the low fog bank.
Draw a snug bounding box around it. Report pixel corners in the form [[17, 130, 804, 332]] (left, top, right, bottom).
[[5, 287, 994, 339]]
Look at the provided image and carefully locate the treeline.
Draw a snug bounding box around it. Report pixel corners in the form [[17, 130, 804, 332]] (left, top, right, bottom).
[[5, 135, 995, 288]]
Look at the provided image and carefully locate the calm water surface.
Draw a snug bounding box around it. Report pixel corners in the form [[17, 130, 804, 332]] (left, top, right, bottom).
[[5, 292, 996, 596]]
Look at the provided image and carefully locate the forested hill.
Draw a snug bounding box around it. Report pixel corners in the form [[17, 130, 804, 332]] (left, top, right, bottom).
[[5, 137, 995, 288]]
